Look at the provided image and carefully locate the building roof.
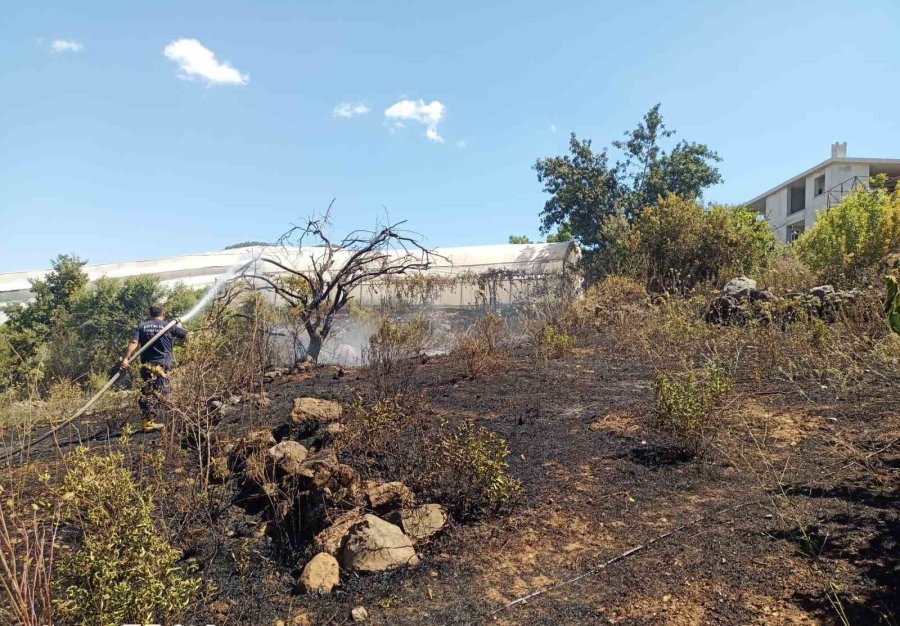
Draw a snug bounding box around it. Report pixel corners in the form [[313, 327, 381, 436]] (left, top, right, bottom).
[[0, 241, 580, 309], [746, 156, 900, 207]]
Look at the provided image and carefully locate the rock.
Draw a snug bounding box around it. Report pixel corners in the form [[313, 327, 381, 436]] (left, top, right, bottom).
[[291, 397, 342, 426], [294, 356, 315, 372], [723, 276, 757, 297], [351, 606, 368, 622], [365, 481, 414, 510], [314, 508, 365, 555], [209, 599, 230, 618], [387, 504, 447, 542], [245, 391, 271, 409], [290, 612, 312, 626], [748, 289, 778, 303], [229, 429, 277, 467], [339, 514, 419, 572], [810, 284, 836, 300], [298, 552, 340, 594], [299, 448, 340, 488], [238, 429, 276, 451], [323, 422, 348, 437], [267, 441, 308, 477]]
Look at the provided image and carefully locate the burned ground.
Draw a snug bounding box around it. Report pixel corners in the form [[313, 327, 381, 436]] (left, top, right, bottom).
[[168, 333, 896, 625], [7, 323, 898, 626]]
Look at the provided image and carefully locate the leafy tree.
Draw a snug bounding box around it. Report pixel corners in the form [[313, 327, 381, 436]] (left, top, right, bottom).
[[1, 255, 88, 389], [534, 104, 722, 254], [0, 256, 201, 393], [534, 133, 621, 250], [4, 255, 87, 341], [224, 241, 270, 249], [795, 178, 900, 284], [508, 235, 532, 244], [545, 223, 573, 243]]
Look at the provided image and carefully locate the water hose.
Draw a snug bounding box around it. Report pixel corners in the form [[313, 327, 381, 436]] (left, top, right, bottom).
[[0, 255, 258, 463], [0, 319, 178, 462]]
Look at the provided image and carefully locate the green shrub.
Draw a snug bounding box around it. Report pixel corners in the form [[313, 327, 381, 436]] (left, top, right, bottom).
[[54, 448, 199, 626], [428, 420, 522, 519], [652, 363, 732, 457], [628, 194, 776, 291], [534, 323, 576, 361], [795, 181, 900, 285], [887, 273, 900, 334]]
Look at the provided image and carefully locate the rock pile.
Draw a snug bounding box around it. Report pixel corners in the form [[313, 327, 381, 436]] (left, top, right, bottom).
[[705, 277, 863, 326], [225, 396, 447, 595]]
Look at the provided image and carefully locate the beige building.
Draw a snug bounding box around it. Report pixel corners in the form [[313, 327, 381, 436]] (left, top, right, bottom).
[[747, 142, 900, 242]]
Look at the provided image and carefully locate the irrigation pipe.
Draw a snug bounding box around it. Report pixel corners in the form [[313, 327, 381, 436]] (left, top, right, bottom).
[[0, 320, 180, 463], [487, 498, 762, 619]]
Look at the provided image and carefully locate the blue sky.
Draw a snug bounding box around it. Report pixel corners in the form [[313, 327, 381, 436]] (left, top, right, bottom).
[[1, 0, 898, 272]]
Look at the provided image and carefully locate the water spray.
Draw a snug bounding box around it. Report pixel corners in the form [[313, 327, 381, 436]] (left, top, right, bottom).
[[0, 258, 254, 463]]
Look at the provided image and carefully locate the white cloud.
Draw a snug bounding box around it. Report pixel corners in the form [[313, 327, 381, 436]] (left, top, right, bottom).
[[163, 38, 248, 85], [51, 39, 83, 53], [333, 102, 371, 118], [384, 99, 446, 142], [549, 124, 557, 134], [456, 139, 467, 148]]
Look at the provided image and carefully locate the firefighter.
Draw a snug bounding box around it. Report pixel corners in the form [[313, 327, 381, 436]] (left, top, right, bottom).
[[120, 303, 187, 432]]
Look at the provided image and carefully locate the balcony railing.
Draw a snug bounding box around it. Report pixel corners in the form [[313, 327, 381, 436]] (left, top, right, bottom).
[[826, 175, 900, 209]]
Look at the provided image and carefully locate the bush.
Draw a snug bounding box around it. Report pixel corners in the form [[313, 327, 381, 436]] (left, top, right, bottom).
[[795, 181, 900, 285], [54, 448, 199, 626], [629, 194, 776, 291], [340, 398, 521, 521], [533, 323, 576, 361], [0, 256, 201, 396], [427, 420, 522, 519], [364, 316, 432, 398], [456, 312, 507, 379], [652, 362, 732, 457]]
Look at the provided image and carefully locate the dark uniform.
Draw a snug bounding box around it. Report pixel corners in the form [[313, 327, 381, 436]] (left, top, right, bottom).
[[131, 319, 187, 419]]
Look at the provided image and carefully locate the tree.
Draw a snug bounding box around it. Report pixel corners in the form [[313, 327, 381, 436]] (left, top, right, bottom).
[[534, 133, 621, 250], [244, 211, 440, 362], [508, 235, 532, 244], [534, 104, 722, 253], [545, 223, 573, 243], [1, 255, 88, 389], [225, 241, 271, 250]]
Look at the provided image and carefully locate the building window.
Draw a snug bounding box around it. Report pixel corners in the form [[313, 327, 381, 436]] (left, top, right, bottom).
[[788, 184, 806, 214], [787, 221, 805, 242], [814, 174, 825, 197]]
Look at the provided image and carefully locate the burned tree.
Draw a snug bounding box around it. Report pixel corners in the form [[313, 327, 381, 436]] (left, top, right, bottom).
[[246, 211, 440, 362]]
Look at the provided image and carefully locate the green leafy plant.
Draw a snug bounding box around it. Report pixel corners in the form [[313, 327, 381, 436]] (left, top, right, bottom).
[[652, 362, 733, 457], [534, 323, 576, 361], [428, 420, 522, 519], [628, 194, 776, 291], [795, 180, 900, 285], [54, 448, 199, 626]]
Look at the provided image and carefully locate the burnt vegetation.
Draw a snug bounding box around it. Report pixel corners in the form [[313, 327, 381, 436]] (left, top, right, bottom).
[[1, 127, 899, 624]]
